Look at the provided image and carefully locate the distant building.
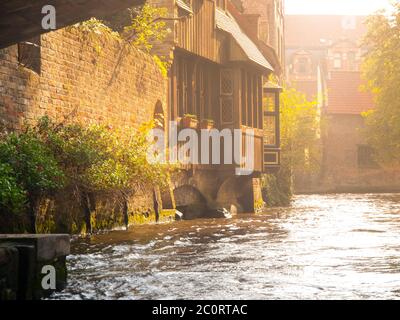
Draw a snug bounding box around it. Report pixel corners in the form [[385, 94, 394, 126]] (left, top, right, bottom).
[[286, 15, 400, 193]]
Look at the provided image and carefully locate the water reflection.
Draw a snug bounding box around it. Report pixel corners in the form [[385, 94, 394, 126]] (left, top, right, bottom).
[[52, 193, 400, 300]]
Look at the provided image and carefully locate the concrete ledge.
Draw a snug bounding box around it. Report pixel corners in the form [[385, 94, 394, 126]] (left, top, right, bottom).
[[0, 234, 70, 300], [0, 234, 70, 262], [0, 246, 19, 300]]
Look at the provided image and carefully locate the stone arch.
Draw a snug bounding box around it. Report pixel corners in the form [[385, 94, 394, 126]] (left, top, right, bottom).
[[173, 185, 208, 220], [216, 176, 254, 214]]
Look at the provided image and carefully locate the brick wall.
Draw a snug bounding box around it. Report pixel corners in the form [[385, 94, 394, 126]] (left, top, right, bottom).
[[0, 27, 167, 129]]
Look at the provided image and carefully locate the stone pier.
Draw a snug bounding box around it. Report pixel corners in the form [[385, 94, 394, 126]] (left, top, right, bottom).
[[0, 234, 70, 300]]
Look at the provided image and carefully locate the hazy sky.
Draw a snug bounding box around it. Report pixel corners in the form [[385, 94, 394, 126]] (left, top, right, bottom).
[[285, 0, 395, 15]]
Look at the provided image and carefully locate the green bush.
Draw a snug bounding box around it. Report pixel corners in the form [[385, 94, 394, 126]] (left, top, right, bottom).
[[0, 116, 172, 233], [0, 128, 65, 232], [261, 172, 292, 207], [0, 131, 65, 193], [36, 117, 171, 233], [36, 117, 169, 194], [0, 162, 26, 215]]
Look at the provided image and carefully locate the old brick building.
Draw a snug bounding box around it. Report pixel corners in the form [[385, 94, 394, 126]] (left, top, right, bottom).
[[286, 15, 400, 192]]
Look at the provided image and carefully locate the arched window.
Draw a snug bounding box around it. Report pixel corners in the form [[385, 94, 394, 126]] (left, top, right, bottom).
[[153, 100, 165, 130]]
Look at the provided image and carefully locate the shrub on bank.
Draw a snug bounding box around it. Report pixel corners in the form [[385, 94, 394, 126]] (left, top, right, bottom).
[[0, 128, 65, 233], [0, 117, 170, 234], [261, 172, 292, 207]]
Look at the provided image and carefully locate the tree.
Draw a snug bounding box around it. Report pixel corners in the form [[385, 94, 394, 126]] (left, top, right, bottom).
[[280, 88, 321, 175], [73, 4, 170, 76], [262, 87, 321, 206], [361, 3, 400, 164]]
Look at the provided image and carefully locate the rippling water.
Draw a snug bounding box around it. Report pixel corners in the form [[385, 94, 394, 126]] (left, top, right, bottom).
[[51, 194, 400, 300]]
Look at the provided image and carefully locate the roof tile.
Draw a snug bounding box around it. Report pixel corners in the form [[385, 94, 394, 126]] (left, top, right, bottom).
[[216, 8, 273, 71]]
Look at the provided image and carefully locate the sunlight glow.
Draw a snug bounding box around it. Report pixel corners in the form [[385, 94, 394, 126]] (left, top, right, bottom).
[[285, 0, 396, 16]]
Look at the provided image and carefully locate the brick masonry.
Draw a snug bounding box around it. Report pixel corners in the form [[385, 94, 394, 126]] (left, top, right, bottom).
[[0, 27, 167, 129]]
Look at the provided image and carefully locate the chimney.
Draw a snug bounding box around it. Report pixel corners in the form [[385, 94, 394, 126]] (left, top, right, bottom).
[[241, 14, 261, 41]]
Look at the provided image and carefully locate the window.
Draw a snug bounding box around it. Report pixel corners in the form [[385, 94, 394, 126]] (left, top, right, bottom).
[[175, 57, 216, 121], [177, 58, 189, 117], [263, 91, 279, 147], [247, 73, 252, 126], [220, 69, 234, 124], [241, 71, 263, 128], [348, 51, 357, 70], [264, 116, 277, 146], [334, 53, 342, 69], [358, 145, 378, 168], [154, 101, 165, 130], [18, 36, 41, 74], [296, 57, 309, 74], [220, 69, 233, 95], [253, 75, 258, 128], [263, 92, 275, 113], [197, 66, 207, 119], [264, 152, 279, 165], [241, 70, 247, 125], [263, 88, 281, 171]]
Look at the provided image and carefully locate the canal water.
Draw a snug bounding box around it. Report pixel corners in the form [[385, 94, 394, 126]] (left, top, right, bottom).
[[52, 193, 400, 300]]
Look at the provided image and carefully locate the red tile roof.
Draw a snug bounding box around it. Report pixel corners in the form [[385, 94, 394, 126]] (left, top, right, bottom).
[[327, 71, 374, 114]]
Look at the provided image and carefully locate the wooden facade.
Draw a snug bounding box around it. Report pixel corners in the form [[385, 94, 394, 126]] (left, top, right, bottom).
[[176, 0, 220, 63], [154, 0, 275, 174]]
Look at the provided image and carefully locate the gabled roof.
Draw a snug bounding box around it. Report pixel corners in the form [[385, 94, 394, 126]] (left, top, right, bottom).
[[215, 8, 273, 72]]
